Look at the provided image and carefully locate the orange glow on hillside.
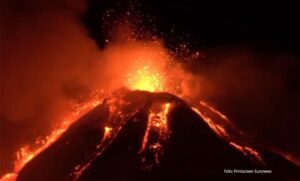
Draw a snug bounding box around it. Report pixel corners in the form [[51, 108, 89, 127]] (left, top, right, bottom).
[[1, 97, 102, 181], [191, 105, 264, 164]]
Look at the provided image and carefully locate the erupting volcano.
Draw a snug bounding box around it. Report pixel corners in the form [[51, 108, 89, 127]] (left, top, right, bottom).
[[1, 2, 299, 179], [2, 44, 299, 180], [9, 88, 299, 181]]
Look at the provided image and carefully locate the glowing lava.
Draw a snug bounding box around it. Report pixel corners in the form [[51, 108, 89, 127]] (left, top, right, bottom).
[[140, 102, 172, 169], [191, 102, 264, 164], [71, 126, 114, 180], [126, 65, 164, 92], [1, 97, 102, 181]]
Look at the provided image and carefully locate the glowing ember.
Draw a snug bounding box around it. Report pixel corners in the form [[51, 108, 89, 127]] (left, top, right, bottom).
[[126, 65, 164, 92], [102, 126, 113, 141], [104, 126, 113, 135]]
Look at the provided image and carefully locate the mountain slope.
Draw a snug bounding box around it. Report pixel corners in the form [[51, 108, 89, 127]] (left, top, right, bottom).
[[17, 90, 299, 181]]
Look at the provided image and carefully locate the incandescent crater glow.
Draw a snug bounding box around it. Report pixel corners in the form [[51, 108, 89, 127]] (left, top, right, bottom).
[[126, 65, 164, 92]]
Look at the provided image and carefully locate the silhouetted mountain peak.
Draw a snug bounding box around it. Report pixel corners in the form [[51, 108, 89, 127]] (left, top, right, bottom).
[[17, 89, 299, 181]]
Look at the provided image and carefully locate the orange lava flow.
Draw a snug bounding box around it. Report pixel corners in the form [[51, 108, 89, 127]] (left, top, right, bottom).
[[1, 98, 102, 181], [199, 101, 230, 123], [71, 126, 113, 180], [70, 92, 141, 180], [140, 102, 172, 169], [191, 107, 230, 139], [191, 106, 264, 164]]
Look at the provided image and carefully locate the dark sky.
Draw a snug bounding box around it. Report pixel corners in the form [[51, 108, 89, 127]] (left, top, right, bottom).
[[84, 0, 299, 52], [1, 0, 299, 176]]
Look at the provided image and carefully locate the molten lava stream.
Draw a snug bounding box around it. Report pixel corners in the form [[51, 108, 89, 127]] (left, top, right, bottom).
[[191, 103, 265, 164], [70, 126, 114, 180], [0, 97, 102, 181], [139, 102, 172, 169], [70, 92, 143, 180]]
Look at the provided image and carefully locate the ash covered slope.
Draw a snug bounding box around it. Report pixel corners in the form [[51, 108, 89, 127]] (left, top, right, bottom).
[[17, 90, 299, 181]]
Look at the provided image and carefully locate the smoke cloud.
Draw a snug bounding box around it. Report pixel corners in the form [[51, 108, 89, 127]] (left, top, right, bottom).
[[0, 0, 101, 175], [183, 46, 299, 160]]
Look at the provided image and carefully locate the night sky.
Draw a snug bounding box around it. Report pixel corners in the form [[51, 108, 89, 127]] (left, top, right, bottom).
[[84, 0, 299, 52], [0, 0, 299, 176]]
